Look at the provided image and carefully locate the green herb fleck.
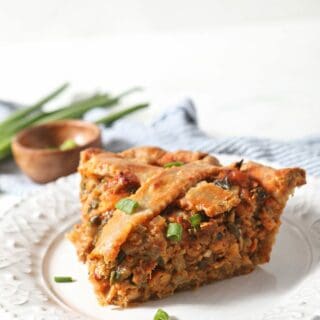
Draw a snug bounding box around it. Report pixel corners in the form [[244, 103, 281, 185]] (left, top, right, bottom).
[[115, 198, 139, 215], [54, 276, 75, 283], [256, 187, 268, 203], [59, 139, 78, 151], [110, 270, 120, 284], [157, 256, 165, 268], [154, 308, 170, 320], [163, 161, 184, 168], [189, 213, 202, 228], [117, 250, 126, 264], [214, 176, 231, 190], [166, 222, 183, 242], [216, 232, 223, 240]]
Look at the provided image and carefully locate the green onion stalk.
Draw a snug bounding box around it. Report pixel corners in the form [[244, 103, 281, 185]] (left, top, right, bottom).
[[95, 103, 148, 126], [35, 87, 141, 124], [0, 96, 148, 161], [0, 82, 69, 135]]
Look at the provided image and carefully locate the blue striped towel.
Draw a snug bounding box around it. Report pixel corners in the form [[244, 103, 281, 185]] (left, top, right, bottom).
[[0, 99, 318, 195], [102, 99, 319, 176]]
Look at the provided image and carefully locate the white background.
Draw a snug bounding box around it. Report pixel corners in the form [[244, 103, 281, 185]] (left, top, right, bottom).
[[0, 0, 320, 139]]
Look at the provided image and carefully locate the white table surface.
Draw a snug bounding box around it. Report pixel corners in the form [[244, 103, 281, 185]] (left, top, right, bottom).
[[1, 20, 320, 139], [1, 7, 320, 215]]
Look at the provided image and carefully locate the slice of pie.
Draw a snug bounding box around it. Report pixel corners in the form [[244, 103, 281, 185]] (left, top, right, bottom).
[[68, 146, 306, 307]]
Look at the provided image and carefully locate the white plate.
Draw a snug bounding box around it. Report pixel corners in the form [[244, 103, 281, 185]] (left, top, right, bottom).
[[0, 156, 320, 320]]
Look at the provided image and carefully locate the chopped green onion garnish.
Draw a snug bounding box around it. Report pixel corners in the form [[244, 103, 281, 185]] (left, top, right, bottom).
[[166, 222, 183, 241], [115, 198, 139, 214], [189, 213, 202, 228], [154, 308, 170, 320], [59, 139, 78, 151], [163, 161, 184, 168], [54, 276, 74, 283]]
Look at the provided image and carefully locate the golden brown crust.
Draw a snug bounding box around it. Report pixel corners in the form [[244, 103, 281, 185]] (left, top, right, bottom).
[[180, 181, 241, 217], [79, 153, 162, 184], [120, 146, 167, 164], [120, 146, 220, 166], [79, 146, 220, 182], [241, 161, 306, 202]]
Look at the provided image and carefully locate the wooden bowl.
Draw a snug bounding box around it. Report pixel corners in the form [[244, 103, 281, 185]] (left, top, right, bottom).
[[12, 120, 102, 183]]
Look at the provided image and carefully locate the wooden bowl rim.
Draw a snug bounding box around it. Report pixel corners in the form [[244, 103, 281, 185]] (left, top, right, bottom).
[[12, 120, 101, 155]]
